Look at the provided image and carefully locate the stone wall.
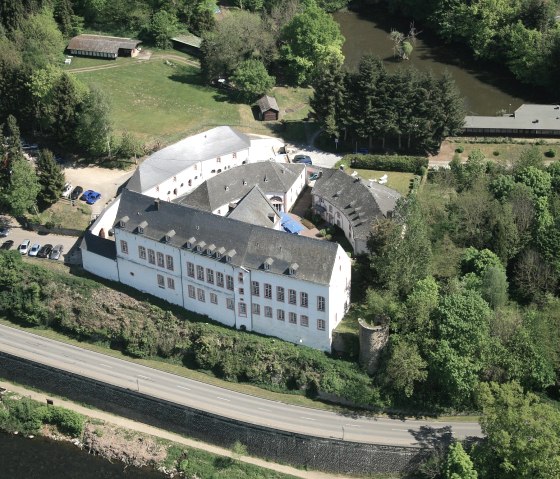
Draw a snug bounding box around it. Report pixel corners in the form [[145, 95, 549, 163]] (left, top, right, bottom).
[[0, 352, 427, 475], [359, 319, 389, 375]]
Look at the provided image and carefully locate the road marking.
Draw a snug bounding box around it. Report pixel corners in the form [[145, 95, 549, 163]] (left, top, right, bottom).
[[301, 417, 316, 421], [177, 385, 191, 391], [345, 424, 360, 428], [216, 396, 230, 402], [137, 375, 151, 380], [99, 363, 112, 369], [257, 407, 268, 412]]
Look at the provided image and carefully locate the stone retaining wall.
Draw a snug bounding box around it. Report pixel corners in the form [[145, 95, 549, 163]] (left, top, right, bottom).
[[0, 352, 427, 475]]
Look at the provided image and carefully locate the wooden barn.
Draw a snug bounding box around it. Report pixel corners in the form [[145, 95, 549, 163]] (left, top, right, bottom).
[[67, 34, 142, 59], [171, 33, 202, 57], [257, 95, 280, 121]]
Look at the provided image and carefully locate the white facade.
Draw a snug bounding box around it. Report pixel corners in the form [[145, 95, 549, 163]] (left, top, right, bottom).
[[82, 249, 119, 282], [112, 226, 350, 352]]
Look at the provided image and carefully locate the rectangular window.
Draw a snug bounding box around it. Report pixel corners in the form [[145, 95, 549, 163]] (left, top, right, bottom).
[[277, 286, 285, 302], [251, 281, 260, 296], [210, 293, 218, 304], [138, 246, 146, 260], [188, 285, 195, 298], [300, 292, 308, 308], [264, 283, 272, 299], [226, 275, 234, 290], [120, 240, 128, 254], [264, 306, 272, 318], [206, 268, 214, 284], [238, 272, 244, 283], [167, 277, 175, 290], [289, 312, 297, 324], [277, 309, 285, 321], [300, 315, 309, 327], [197, 265, 204, 281], [317, 296, 325, 312], [157, 274, 165, 288], [288, 289, 296, 305], [197, 288, 205, 302], [166, 254, 174, 271], [157, 252, 164, 268], [317, 319, 326, 331], [226, 298, 234, 310], [217, 272, 224, 288], [238, 302, 247, 317], [187, 262, 194, 278], [252, 303, 260, 315]]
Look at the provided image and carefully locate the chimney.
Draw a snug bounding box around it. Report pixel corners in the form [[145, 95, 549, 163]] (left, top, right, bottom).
[[154, 199, 160, 210]]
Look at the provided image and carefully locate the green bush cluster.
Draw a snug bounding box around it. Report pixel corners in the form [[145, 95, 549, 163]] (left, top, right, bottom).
[[0, 395, 84, 437], [545, 149, 556, 158], [0, 252, 382, 408], [344, 154, 428, 174]]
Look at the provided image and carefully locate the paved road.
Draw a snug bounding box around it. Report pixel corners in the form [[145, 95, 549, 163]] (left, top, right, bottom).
[[0, 324, 481, 446]]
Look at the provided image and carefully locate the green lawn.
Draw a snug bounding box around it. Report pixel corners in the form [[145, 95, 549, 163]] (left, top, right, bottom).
[[343, 167, 415, 195], [448, 139, 560, 164], [28, 201, 92, 230]]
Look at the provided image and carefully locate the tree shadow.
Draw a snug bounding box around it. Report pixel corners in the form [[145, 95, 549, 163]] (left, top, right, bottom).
[[168, 66, 205, 86], [409, 425, 454, 450]]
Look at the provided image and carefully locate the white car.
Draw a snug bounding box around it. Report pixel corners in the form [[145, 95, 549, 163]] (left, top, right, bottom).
[[62, 182, 72, 198], [28, 243, 41, 257], [18, 239, 31, 255]]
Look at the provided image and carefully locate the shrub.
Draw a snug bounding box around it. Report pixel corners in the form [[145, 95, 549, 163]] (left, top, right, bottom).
[[34, 406, 85, 437], [344, 154, 428, 174], [544, 149, 556, 158], [493, 151, 500, 156], [455, 146, 464, 153]]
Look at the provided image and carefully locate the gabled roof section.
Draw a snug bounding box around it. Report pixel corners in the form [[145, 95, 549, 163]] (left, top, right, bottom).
[[257, 95, 280, 113], [175, 161, 304, 211], [228, 185, 281, 228], [115, 189, 338, 284], [313, 169, 401, 241], [465, 104, 560, 131], [67, 34, 141, 54], [127, 126, 251, 193]]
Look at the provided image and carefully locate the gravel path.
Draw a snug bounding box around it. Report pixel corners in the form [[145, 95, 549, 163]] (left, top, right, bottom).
[[0, 380, 356, 479]]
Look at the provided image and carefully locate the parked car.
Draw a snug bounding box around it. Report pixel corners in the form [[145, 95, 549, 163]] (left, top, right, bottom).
[[292, 154, 313, 165], [309, 172, 320, 181], [0, 225, 10, 237], [357, 148, 369, 154], [28, 243, 41, 257], [62, 182, 73, 198], [70, 186, 83, 201], [18, 239, 31, 255], [49, 244, 64, 260], [81, 190, 102, 205], [37, 244, 53, 258], [1, 240, 14, 250]]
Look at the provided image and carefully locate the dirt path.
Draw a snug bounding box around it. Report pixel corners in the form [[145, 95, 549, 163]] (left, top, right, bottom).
[[0, 380, 356, 479]]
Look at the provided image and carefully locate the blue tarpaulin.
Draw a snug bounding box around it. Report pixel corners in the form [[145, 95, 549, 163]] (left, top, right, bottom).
[[280, 213, 304, 234]]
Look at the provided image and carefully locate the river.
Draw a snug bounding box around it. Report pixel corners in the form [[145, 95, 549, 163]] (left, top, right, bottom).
[[0, 433, 166, 479], [333, 8, 542, 116]]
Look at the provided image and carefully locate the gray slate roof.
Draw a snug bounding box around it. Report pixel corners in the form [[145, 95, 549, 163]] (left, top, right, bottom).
[[313, 170, 401, 241], [127, 127, 251, 193], [257, 95, 280, 113], [67, 34, 141, 54], [227, 185, 280, 228], [115, 189, 338, 284], [175, 161, 304, 212], [465, 104, 560, 131], [81, 231, 117, 260], [171, 33, 202, 48]]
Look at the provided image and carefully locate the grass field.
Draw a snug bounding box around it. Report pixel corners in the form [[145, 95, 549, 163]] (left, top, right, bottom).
[[445, 139, 560, 164], [29, 201, 92, 230], [73, 56, 312, 148]]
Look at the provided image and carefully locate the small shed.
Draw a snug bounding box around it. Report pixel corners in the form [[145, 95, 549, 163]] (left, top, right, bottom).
[[67, 34, 142, 59], [257, 95, 280, 121], [171, 33, 202, 57]]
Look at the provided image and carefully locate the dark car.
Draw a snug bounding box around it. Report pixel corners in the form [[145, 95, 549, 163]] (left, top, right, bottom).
[[81, 190, 102, 205], [292, 154, 313, 165], [49, 244, 64, 260], [37, 244, 53, 258], [0, 225, 10, 237], [1, 240, 14, 250], [70, 186, 83, 200]]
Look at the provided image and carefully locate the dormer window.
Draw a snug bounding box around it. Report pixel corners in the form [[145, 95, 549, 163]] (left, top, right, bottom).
[[186, 236, 196, 249], [289, 263, 299, 275], [264, 257, 273, 271], [137, 220, 148, 234], [207, 244, 215, 256], [216, 246, 225, 260], [165, 229, 175, 243], [197, 241, 206, 253], [118, 216, 129, 228], [226, 249, 236, 263]]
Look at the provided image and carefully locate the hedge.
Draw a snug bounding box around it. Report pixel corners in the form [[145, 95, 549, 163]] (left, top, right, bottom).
[[343, 154, 428, 174]]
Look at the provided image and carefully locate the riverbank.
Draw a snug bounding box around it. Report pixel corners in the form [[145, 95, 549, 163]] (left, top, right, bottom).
[[0, 380, 362, 479]]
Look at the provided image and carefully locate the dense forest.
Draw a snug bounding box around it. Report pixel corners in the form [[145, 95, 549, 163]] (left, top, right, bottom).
[[382, 0, 560, 91]]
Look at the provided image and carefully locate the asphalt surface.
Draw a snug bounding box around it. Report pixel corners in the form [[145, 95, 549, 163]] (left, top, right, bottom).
[[0, 324, 482, 446]]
